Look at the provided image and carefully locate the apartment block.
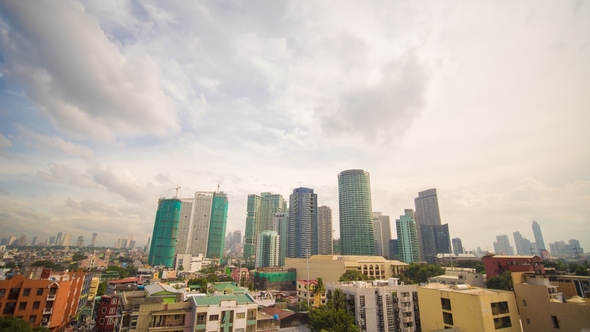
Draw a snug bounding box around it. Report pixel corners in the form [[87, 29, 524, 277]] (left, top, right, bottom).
[[483, 254, 545, 278], [418, 283, 520, 332], [296, 279, 327, 308], [190, 294, 258, 332]]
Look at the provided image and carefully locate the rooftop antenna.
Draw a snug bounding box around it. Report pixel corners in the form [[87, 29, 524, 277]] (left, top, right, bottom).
[[169, 185, 181, 198]]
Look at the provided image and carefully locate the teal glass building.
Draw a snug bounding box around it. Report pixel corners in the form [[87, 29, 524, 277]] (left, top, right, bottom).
[[338, 169, 375, 256], [148, 198, 182, 267], [206, 192, 229, 259]]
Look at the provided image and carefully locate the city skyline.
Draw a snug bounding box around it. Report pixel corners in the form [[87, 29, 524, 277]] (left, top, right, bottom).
[[0, 1, 589, 251]]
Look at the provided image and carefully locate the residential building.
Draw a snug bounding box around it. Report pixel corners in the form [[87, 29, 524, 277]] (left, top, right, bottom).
[[76, 236, 84, 247], [493, 234, 514, 255], [414, 188, 442, 261], [255, 230, 280, 268], [88, 276, 100, 302], [190, 294, 258, 332], [389, 239, 400, 261], [62, 233, 72, 247], [513, 272, 590, 332], [252, 268, 297, 291], [396, 209, 420, 263], [338, 169, 375, 256], [532, 220, 546, 256], [296, 279, 327, 308], [288, 187, 318, 258], [427, 267, 485, 288], [206, 192, 229, 259], [55, 232, 63, 246], [317, 205, 333, 255], [174, 253, 206, 272], [372, 212, 392, 259], [285, 255, 408, 283], [483, 254, 545, 278], [272, 212, 289, 266], [149, 198, 182, 267], [326, 279, 421, 332], [418, 283, 520, 332], [95, 295, 120, 331], [452, 237, 463, 255], [173, 197, 195, 255], [243, 193, 287, 261], [0, 269, 86, 330], [569, 239, 584, 254]]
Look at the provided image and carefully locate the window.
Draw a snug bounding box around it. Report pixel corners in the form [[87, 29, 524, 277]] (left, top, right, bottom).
[[19, 302, 27, 310], [247, 309, 256, 320], [174, 315, 181, 320], [3, 302, 16, 315], [109, 308, 116, 314], [522, 299, 527, 307], [209, 314, 219, 321], [491, 301, 509, 315], [196, 313, 206, 325], [443, 312, 454, 325], [0, 289, 5, 297], [235, 329, 244, 332], [28, 315, 37, 324], [551, 316, 560, 329], [111, 298, 117, 304], [441, 298, 452, 311], [107, 318, 114, 325], [101, 307, 107, 314], [8, 288, 20, 300], [23, 289, 31, 296], [526, 319, 530, 324], [99, 318, 105, 325], [36, 288, 44, 296], [33, 302, 40, 310], [494, 316, 512, 330], [236, 312, 245, 319], [246, 325, 256, 332]]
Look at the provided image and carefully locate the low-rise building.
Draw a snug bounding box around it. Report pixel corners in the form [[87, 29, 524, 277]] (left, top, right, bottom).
[[483, 254, 545, 278], [326, 278, 421, 332], [428, 267, 485, 288], [418, 283, 520, 332], [296, 279, 327, 308], [253, 268, 296, 291], [190, 294, 258, 332], [513, 272, 590, 332], [285, 255, 408, 283]]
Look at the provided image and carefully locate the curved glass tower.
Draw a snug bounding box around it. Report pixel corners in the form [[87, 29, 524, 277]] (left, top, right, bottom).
[[338, 169, 375, 256]]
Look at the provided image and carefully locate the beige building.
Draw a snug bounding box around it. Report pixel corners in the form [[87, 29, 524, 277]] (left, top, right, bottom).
[[513, 272, 590, 332], [326, 279, 421, 332], [427, 267, 485, 288], [285, 255, 408, 283], [418, 283, 520, 332], [118, 290, 192, 331], [296, 279, 327, 308], [88, 276, 100, 301], [191, 294, 258, 332]]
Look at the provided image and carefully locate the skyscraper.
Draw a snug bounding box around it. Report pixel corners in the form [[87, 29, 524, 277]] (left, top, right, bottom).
[[317, 205, 333, 255], [90, 233, 97, 247], [206, 192, 229, 259], [273, 212, 289, 266], [532, 220, 546, 256], [243, 193, 287, 260], [55, 232, 63, 246], [493, 234, 514, 255], [452, 238, 464, 255], [148, 198, 182, 267], [420, 224, 451, 264], [31, 236, 37, 246], [414, 188, 448, 262], [175, 197, 195, 255], [76, 236, 84, 247], [288, 187, 318, 258], [62, 233, 72, 247], [338, 169, 375, 256], [396, 209, 420, 263], [414, 189, 442, 226], [372, 212, 392, 259], [255, 230, 280, 268]]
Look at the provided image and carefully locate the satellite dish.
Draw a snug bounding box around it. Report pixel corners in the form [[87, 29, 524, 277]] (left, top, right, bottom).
[[273, 314, 279, 320]]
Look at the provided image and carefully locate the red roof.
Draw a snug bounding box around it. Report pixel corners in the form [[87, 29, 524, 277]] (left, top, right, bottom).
[[259, 307, 296, 320], [297, 279, 318, 285], [108, 277, 143, 285]]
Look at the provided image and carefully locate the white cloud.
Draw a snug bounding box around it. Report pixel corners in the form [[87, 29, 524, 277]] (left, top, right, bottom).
[[0, 134, 11, 149], [19, 127, 95, 160]]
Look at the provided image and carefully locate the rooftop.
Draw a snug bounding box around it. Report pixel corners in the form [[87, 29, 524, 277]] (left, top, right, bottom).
[[421, 283, 509, 295], [191, 294, 255, 306]]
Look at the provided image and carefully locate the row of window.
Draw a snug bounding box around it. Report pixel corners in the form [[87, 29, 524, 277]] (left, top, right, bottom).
[[0, 288, 56, 298], [195, 310, 256, 325]]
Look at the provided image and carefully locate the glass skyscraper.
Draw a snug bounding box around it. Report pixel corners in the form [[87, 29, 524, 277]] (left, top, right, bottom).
[[532, 220, 546, 256], [244, 192, 287, 261], [338, 169, 375, 256], [206, 192, 229, 259], [396, 209, 420, 263], [149, 198, 182, 267], [288, 187, 318, 258]]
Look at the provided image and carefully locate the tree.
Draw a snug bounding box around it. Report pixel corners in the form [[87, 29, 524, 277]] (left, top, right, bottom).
[[72, 253, 88, 261], [4, 261, 17, 269], [97, 280, 107, 296], [31, 260, 62, 270], [486, 271, 513, 291], [400, 263, 445, 284], [339, 270, 369, 282], [188, 278, 208, 294], [314, 277, 326, 308], [105, 266, 129, 278], [575, 267, 589, 276], [308, 306, 358, 332], [327, 288, 346, 311], [0, 317, 34, 332]]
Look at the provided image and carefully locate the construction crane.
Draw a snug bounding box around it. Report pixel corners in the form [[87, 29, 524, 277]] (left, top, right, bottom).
[[169, 185, 181, 198], [217, 181, 222, 193]]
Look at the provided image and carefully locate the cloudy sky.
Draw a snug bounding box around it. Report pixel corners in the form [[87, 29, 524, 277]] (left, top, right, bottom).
[[0, 1, 588, 253]]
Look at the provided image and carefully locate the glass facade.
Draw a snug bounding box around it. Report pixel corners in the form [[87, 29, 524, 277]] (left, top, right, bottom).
[[149, 199, 182, 267], [206, 192, 228, 259]]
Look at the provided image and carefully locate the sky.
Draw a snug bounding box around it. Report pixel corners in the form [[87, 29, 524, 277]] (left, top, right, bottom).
[[0, 1, 589, 253]]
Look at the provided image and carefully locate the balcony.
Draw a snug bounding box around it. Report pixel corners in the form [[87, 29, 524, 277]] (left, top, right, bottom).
[[43, 308, 53, 315], [46, 294, 56, 301], [401, 307, 412, 313], [148, 322, 185, 330], [403, 317, 413, 323]]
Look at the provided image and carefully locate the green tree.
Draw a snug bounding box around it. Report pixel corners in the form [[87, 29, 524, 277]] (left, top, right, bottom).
[[575, 266, 589, 276], [339, 270, 369, 282], [30, 260, 61, 270], [72, 253, 88, 261], [0, 317, 33, 332], [308, 306, 358, 332], [4, 261, 17, 269], [327, 288, 346, 311], [105, 266, 129, 278], [486, 271, 513, 291], [188, 278, 208, 294], [97, 280, 107, 296], [314, 277, 326, 307], [400, 263, 445, 284]]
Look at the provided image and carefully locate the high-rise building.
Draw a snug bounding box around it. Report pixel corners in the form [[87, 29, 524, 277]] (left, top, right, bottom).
[[452, 238, 464, 255], [48, 236, 56, 246], [273, 212, 289, 266], [56, 232, 63, 246], [288, 187, 318, 258], [396, 209, 420, 263], [514, 231, 534, 255], [233, 230, 242, 244], [31, 236, 37, 246], [90, 233, 97, 247], [372, 212, 392, 259], [62, 233, 73, 247], [76, 236, 84, 247], [493, 234, 514, 255], [532, 220, 546, 256], [255, 230, 280, 268], [149, 198, 182, 267], [338, 169, 375, 256], [389, 239, 400, 261], [174, 197, 195, 254], [18, 234, 27, 246], [317, 205, 333, 255], [127, 235, 134, 248], [414, 188, 443, 261], [569, 239, 584, 254], [243, 193, 287, 260], [206, 192, 229, 259], [513, 231, 524, 255], [420, 224, 452, 264]]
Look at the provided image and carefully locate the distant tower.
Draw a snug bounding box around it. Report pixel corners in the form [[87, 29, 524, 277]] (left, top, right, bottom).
[[76, 236, 84, 247], [255, 230, 280, 268], [90, 233, 97, 247], [532, 220, 546, 256], [414, 189, 442, 226], [244, 193, 287, 260], [338, 169, 375, 256], [317, 206, 333, 255], [18, 235, 27, 246], [493, 234, 514, 255], [452, 238, 464, 255], [288, 187, 318, 258], [273, 212, 289, 266], [396, 209, 420, 263], [62, 233, 72, 247], [55, 232, 63, 246], [31, 236, 37, 246], [414, 189, 450, 263], [148, 198, 182, 267], [206, 192, 229, 259], [372, 212, 392, 259]]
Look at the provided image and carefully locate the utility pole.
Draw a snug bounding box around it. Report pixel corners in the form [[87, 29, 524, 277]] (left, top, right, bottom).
[[306, 248, 310, 310]]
